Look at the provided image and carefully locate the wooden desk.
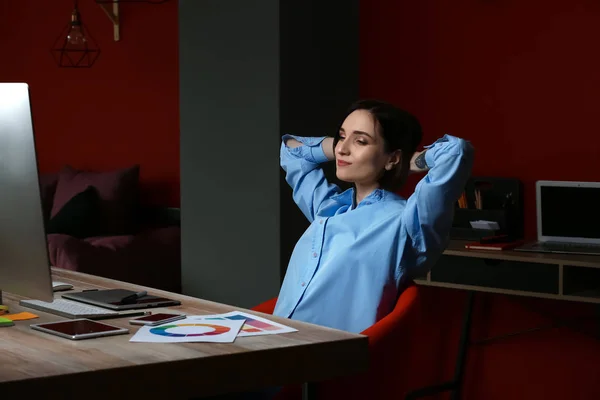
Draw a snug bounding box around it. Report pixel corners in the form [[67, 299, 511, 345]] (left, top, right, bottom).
[[416, 240, 600, 304], [0, 268, 368, 399], [406, 240, 600, 400]]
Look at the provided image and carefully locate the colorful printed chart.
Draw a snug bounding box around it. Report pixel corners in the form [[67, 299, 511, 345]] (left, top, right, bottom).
[[129, 318, 244, 343], [150, 323, 231, 337], [193, 311, 298, 337]]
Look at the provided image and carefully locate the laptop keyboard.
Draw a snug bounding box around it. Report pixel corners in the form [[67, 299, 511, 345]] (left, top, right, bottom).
[[20, 298, 119, 319], [534, 242, 600, 253]]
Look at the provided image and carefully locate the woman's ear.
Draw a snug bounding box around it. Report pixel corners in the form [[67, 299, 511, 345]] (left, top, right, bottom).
[[385, 150, 402, 171]]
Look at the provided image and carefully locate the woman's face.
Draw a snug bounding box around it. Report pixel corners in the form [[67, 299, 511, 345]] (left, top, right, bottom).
[[335, 109, 400, 187]]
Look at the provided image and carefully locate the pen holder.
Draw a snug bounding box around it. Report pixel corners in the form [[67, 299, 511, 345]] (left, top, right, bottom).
[[451, 209, 507, 240], [450, 176, 523, 240]]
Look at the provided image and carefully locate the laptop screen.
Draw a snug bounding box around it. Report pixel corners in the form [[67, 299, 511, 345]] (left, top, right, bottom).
[[540, 185, 600, 241]]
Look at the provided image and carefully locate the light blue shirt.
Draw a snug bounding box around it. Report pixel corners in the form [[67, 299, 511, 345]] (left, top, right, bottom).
[[273, 134, 474, 333]]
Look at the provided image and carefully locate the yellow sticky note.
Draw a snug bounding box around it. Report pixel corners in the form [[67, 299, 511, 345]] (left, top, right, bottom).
[[0, 305, 8, 315], [0, 317, 14, 327], [4, 312, 38, 321]]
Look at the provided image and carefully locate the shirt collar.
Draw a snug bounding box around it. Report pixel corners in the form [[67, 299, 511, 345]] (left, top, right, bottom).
[[331, 188, 388, 209]]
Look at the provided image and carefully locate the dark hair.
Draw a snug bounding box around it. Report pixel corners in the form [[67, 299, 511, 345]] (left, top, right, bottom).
[[333, 99, 423, 192]]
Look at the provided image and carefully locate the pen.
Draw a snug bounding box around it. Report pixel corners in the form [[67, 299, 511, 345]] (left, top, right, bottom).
[[458, 191, 467, 209], [90, 311, 151, 321], [120, 290, 148, 303]]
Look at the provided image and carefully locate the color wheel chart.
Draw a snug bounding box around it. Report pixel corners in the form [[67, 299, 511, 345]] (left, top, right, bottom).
[[129, 318, 244, 343], [197, 311, 298, 337], [150, 323, 230, 337]]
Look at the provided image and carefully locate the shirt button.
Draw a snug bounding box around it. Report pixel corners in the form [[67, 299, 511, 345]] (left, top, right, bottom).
[[301, 282, 305, 286], [320, 219, 324, 224], [312, 252, 317, 258]]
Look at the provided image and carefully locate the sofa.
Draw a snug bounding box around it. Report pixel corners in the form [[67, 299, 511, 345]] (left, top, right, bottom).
[[39, 165, 181, 293]]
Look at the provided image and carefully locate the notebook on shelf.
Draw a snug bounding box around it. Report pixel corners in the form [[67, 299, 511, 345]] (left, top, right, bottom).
[[465, 240, 525, 251]]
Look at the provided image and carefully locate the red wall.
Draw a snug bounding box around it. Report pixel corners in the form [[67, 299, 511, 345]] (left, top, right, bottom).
[[361, 0, 600, 240], [0, 0, 179, 206], [360, 1, 600, 399]]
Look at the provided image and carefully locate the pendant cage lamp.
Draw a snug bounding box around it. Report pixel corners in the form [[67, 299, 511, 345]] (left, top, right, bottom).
[[51, 0, 100, 68]]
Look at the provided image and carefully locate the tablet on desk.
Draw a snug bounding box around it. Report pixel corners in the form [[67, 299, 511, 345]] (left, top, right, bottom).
[[31, 319, 129, 340], [62, 289, 181, 311]]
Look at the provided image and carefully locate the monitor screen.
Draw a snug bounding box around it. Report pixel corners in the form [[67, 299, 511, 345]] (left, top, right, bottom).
[[540, 185, 600, 239], [0, 83, 53, 302]]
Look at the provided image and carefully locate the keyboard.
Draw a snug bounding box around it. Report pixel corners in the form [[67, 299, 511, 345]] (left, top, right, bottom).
[[540, 242, 600, 250], [516, 241, 600, 255], [19, 298, 119, 319]]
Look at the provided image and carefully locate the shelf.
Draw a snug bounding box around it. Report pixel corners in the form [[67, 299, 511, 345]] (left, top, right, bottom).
[[99, 1, 120, 41], [432, 255, 558, 294], [414, 279, 600, 305], [563, 265, 600, 300], [415, 242, 600, 305]]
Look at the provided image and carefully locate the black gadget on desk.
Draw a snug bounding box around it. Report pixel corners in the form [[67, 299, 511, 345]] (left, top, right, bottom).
[[62, 289, 181, 311], [129, 313, 186, 326]]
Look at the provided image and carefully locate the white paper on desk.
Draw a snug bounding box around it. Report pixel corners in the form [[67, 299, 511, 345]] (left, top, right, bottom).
[[129, 317, 244, 343], [191, 311, 298, 337]]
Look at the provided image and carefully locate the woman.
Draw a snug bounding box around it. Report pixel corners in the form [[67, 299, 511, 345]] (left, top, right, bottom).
[[273, 99, 474, 334]]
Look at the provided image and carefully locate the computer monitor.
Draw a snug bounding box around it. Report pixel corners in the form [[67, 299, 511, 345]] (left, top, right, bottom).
[[0, 83, 53, 304]]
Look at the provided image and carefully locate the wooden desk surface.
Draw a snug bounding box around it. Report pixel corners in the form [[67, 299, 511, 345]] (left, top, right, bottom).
[[445, 240, 600, 269], [0, 268, 368, 399]]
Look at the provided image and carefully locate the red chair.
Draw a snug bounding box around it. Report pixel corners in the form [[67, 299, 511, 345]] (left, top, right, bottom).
[[251, 281, 422, 400]]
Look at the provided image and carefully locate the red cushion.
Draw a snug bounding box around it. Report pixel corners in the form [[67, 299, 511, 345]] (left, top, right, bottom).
[[51, 165, 140, 235]]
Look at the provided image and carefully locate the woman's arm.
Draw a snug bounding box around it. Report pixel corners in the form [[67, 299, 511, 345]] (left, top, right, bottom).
[[401, 134, 474, 271], [409, 149, 430, 173], [281, 135, 339, 222], [286, 137, 335, 160]]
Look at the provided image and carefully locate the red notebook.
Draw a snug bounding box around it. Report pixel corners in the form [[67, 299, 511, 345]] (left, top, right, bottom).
[[464, 240, 525, 251]]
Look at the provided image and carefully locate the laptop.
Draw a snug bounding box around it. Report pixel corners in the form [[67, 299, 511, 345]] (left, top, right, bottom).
[[515, 180, 600, 255]]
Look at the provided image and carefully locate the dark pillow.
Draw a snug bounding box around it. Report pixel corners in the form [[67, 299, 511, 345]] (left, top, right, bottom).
[[46, 186, 102, 239], [50, 165, 140, 235], [38, 173, 59, 224]]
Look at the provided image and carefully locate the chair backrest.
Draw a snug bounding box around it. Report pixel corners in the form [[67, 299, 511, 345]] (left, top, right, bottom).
[[273, 281, 421, 400], [362, 280, 418, 338]]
